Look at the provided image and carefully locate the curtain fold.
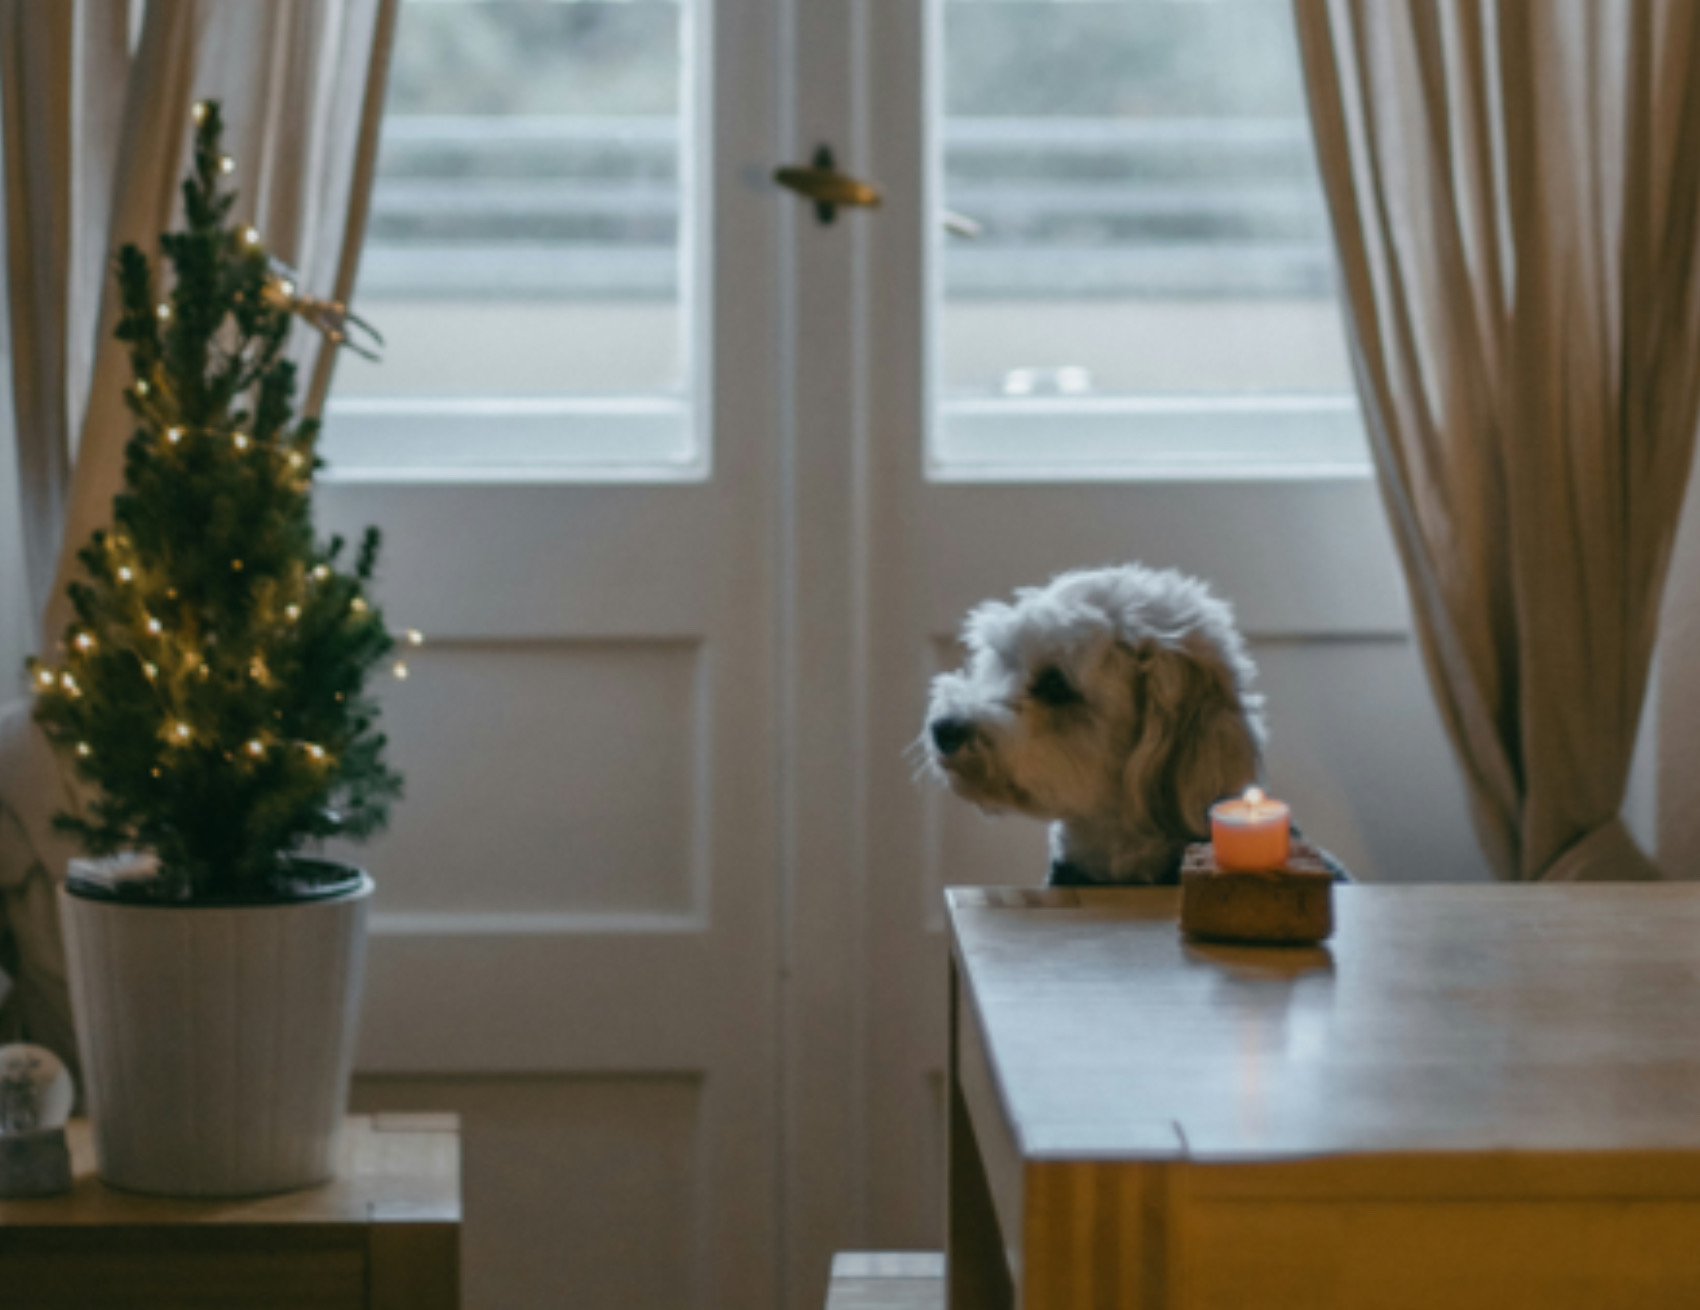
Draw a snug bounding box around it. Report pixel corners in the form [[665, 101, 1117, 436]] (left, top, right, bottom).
[[0, 0, 398, 1060], [1294, 0, 1700, 881]]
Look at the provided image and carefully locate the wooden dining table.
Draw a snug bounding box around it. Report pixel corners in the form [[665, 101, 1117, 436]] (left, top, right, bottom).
[[946, 883, 1700, 1309]]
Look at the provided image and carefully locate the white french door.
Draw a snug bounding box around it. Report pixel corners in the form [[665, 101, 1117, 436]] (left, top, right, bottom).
[[810, 0, 1496, 1269], [319, 1, 787, 1307], [314, 1, 1497, 1308]]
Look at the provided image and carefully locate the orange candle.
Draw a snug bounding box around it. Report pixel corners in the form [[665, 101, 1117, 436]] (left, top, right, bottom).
[[1209, 786, 1291, 872]]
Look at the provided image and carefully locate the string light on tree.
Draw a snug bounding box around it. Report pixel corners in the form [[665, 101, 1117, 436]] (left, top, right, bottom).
[[26, 98, 401, 901]]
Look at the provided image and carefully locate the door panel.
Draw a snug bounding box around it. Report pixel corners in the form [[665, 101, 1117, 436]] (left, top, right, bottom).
[[319, 0, 784, 1305], [352, 1075, 704, 1310], [849, 0, 1495, 1259]]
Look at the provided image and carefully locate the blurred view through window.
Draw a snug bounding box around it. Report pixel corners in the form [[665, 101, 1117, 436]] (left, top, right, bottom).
[[325, 0, 695, 472], [325, 0, 1360, 475], [936, 0, 1359, 473]]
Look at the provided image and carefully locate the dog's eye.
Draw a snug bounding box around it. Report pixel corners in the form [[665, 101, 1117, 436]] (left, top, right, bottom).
[[1028, 666, 1080, 707]]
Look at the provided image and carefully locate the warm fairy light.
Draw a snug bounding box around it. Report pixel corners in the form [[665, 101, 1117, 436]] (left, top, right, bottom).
[[392, 661, 409, 681], [231, 559, 244, 571], [117, 566, 133, 583], [156, 303, 172, 321], [60, 673, 79, 695], [311, 565, 331, 582], [241, 226, 260, 247], [73, 633, 95, 653], [284, 603, 301, 622], [233, 432, 250, 451], [136, 380, 150, 396], [145, 616, 163, 635], [218, 155, 234, 175], [288, 451, 306, 469], [169, 721, 191, 743], [303, 742, 327, 762], [244, 739, 265, 758], [192, 101, 208, 125], [167, 427, 183, 444], [406, 629, 425, 647], [279, 278, 297, 297], [151, 766, 162, 778], [142, 661, 158, 679], [34, 668, 55, 689], [75, 742, 91, 758], [350, 597, 368, 616]]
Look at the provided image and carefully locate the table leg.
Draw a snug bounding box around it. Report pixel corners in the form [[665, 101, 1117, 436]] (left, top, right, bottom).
[[948, 961, 1014, 1310]]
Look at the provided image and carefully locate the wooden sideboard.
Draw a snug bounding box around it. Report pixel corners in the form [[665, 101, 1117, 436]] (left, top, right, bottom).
[[0, 1112, 460, 1310], [948, 884, 1700, 1309]]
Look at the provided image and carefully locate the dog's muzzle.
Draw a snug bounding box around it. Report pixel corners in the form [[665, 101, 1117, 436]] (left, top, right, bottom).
[[930, 716, 977, 757]]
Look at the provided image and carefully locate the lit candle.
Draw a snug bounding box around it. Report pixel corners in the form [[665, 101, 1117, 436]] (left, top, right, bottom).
[[1209, 786, 1291, 872]]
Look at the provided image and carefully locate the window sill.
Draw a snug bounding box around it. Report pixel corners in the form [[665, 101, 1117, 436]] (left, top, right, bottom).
[[928, 392, 1371, 483]]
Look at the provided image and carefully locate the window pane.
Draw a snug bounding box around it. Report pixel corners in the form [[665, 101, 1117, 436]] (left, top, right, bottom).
[[935, 0, 1360, 473], [326, 0, 695, 474]]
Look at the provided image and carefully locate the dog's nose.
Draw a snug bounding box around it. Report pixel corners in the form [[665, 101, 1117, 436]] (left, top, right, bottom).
[[930, 717, 976, 757]]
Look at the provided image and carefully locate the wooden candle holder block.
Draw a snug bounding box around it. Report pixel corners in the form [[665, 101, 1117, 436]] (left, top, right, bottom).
[[1179, 840, 1335, 945]]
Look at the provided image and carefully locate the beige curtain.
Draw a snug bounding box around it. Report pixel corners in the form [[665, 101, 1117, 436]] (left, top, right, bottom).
[[1293, 0, 1700, 883], [0, 0, 398, 1059]]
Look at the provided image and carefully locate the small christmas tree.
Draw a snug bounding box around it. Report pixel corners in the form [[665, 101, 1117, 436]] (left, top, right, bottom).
[[28, 101, 402, 901]]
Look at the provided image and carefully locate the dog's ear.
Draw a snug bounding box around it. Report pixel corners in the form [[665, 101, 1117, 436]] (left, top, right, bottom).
[[1121, 641, 1262, 840]]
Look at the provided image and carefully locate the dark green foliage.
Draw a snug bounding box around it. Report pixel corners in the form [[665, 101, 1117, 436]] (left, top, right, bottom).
[[29, 102, 402, 900]]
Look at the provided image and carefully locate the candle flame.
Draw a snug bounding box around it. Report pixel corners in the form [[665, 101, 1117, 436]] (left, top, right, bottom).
[[1244, 786, 1265, 805]]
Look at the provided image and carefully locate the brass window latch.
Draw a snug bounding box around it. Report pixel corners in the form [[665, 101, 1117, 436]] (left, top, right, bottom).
[[773, 145, 881, 224], [772, 143, 982, 237]]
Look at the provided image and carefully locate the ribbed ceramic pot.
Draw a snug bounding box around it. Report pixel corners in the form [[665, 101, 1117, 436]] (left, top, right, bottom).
[[58, 867, 372, 1197]]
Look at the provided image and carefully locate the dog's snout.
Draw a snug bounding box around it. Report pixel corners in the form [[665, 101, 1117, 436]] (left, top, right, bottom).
[[930, 717, 976, 757]]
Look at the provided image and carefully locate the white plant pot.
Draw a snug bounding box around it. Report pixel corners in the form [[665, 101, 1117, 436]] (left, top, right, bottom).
[[58, 869, 372, 1197]]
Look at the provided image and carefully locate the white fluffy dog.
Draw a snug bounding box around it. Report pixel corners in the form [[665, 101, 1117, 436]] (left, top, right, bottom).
[[923, 564, 1265, 886]]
